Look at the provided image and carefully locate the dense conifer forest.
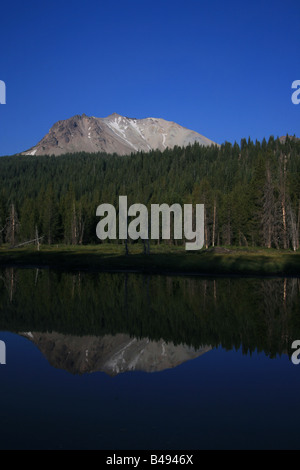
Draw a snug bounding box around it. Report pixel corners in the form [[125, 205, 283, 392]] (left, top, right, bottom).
[[0, 136, 299, 249]]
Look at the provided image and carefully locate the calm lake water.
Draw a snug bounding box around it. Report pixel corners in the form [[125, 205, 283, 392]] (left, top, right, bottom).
[[0, 268, 300, 450]]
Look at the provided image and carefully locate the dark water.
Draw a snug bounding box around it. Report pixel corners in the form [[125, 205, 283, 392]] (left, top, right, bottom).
[[0, 268, 300, 449]]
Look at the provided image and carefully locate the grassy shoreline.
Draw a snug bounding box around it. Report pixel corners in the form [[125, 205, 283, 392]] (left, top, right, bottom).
[[0, 244, 299, 276]]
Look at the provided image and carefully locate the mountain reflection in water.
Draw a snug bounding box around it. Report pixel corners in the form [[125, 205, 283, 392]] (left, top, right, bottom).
[[0, 268, 299, 364], [20, 332, 211, 375]]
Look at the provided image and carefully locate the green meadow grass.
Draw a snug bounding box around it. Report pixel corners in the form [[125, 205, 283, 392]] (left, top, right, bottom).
[[0, 243, 299, 276]]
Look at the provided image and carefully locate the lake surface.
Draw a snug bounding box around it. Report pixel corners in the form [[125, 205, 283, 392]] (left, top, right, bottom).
[[0, 268, 300, 449]]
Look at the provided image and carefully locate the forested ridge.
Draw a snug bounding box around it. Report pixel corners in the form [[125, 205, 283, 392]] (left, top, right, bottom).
[[0, 135, 299, 250]]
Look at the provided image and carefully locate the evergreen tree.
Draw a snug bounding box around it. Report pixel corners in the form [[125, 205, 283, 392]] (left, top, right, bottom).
[[42, 184, 59, 244]]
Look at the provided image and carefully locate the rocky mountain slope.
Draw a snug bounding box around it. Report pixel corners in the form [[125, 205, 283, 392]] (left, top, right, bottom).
[[22, 113, 218, 156]]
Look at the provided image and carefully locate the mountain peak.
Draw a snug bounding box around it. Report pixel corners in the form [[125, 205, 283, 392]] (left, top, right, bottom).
[[22, 113, 218, 156]]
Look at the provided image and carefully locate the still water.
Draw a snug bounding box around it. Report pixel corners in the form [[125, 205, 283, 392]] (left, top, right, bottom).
[[0, 268, 299, 449]]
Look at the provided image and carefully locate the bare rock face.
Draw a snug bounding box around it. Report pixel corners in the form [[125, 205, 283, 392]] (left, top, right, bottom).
[[22, 113, 218, 156], [20, 331, 211, 376], [278, 135, 300, 144]]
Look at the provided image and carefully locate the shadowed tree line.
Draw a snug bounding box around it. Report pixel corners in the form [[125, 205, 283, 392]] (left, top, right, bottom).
[[0, 136, 299, 250], [0, 268, 299, 358]]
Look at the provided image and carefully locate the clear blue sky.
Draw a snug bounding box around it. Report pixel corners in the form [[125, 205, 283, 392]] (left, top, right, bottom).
[[0, 0, 299, 156]]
